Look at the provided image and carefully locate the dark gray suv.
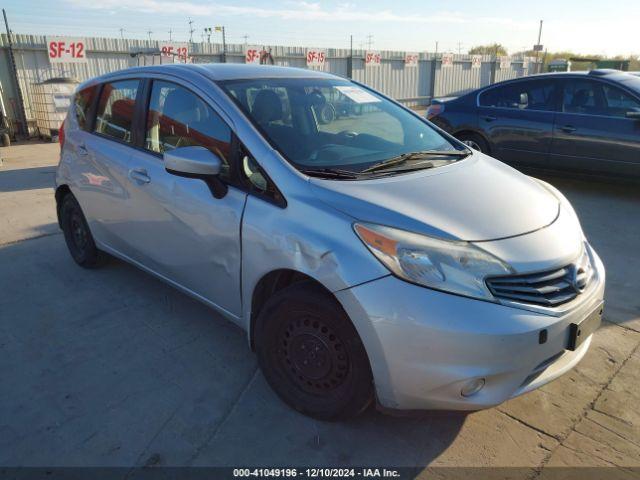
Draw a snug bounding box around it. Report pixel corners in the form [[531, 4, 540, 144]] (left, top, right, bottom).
[[428, 70, 640, 179]]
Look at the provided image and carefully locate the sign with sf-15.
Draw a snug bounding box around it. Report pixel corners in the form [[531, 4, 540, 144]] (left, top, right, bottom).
[[47, 37, 87, 64]]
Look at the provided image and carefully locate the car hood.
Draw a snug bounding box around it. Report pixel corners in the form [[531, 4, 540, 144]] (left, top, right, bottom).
[[308, 153, 559, 242]]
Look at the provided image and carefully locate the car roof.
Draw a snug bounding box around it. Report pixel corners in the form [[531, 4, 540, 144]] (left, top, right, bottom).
[[472, 69, 640, 95], [77, 63, 341, 90]]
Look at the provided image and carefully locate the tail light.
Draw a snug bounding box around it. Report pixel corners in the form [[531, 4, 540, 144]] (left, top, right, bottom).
[[59, 119, 65, 150], [426, 103, 445, 120]]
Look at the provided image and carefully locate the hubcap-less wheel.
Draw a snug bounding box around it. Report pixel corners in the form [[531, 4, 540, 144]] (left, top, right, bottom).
[[279, 316, 349, 394], [70, 212, 88, 251], [60, 194, 106, 268]]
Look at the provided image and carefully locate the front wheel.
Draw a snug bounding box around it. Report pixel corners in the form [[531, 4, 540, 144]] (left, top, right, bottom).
[[457, 132, 489, 154], [255, 282, 374, 420]]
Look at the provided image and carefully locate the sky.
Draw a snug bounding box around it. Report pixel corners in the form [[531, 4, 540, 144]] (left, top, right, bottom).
[[2, 0, 639, 56]]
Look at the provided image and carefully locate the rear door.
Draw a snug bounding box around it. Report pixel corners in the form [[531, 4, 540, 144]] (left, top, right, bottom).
[[119, 78, 247, 317], [549, 77, 640, 176], [74, 79, 142, 253], [477, 78, 558, 169]]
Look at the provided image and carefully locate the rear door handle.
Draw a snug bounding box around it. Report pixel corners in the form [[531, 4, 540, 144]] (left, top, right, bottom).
[[483, 115, 497, 122], [128, 168, 150, 184], [560, 125, 576, 133]]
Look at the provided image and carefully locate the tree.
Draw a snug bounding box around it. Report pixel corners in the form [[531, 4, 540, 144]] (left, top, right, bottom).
[[468, 43, 508, 56]]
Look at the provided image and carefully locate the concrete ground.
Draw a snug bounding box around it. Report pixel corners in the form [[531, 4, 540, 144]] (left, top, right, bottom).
[[1, 142, 639, 477]]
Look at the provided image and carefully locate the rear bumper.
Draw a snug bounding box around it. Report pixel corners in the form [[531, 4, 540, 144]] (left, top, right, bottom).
[[336, 245, 605, 411]]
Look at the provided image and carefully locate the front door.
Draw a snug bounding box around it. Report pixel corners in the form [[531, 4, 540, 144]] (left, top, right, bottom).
[[120, 79, 247, 317]]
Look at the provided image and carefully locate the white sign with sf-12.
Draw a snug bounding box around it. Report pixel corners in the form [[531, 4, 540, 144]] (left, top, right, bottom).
[[47, 37, 87, 64]]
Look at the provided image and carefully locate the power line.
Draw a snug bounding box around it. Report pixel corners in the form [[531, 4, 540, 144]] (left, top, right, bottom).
[[168, 28, 172, 41]]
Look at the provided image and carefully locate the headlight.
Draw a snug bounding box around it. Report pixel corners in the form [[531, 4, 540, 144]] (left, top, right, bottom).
[[354, 223, 513, 301]]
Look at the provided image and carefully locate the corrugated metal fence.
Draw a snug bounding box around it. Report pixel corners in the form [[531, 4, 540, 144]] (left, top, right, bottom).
[[0, 34, 540, 133]]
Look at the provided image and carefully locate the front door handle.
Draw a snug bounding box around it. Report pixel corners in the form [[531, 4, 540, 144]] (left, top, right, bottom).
[[560, 125, 576, 133], [483, 115, 497, 122], [128, 168, 150, 184]]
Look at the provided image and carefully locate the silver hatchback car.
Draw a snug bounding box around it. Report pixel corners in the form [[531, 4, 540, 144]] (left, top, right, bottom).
[[56, 64, 605, 420]]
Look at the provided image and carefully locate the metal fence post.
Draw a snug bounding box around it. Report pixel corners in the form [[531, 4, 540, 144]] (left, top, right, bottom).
[[2, 9, 28, 136]]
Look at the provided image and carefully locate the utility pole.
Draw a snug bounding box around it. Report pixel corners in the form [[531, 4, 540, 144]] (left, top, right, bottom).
[[204, 27, 212, 43], [119, 28, 124, 40], [366, 34, 373, 50], [242, 34, 249, 44], [457, 41, 463, 54], [535, 20, 544, 73], [168, 28, 172, 41], [147, 30, 153, 41], [348, 34, 353, 79], [188, 17, 195, 43], [216, 26, 227, 63], [2, 8, 27, 136], [435, 41, 439, 55]]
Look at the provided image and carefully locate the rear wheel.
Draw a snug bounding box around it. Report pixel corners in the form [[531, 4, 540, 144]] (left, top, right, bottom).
[[60, 194, 107, 268], [255, 282, 374, 420], [457, 132, 489, 154]]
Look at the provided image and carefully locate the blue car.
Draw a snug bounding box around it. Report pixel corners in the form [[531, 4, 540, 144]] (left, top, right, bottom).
[[427, 70, 640, 179]]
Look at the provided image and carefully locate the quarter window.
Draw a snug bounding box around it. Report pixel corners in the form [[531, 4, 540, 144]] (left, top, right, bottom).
[[145, 81, 232, 180], [74, 85, 97, 130], [94, 80, 139, 143]]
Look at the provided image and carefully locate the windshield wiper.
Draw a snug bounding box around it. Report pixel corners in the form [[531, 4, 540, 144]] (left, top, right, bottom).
[[301, 167, 361, 179], [362, 149, 470, 174]]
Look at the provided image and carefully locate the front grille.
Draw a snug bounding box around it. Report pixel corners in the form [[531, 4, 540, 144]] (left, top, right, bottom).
[[486, 250, 594, 307]]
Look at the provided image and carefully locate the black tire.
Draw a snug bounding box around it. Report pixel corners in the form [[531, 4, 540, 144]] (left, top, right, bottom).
[[255, 282, 374, 420], [60, 194, 107, 268], [1, 133, 9, 147], [457, 132, 490, 154]]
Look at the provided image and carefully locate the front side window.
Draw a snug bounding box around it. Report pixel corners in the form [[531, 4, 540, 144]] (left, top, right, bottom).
[[560, 79, 640, 117], [74, 85, 97, 130], [602, 84, 640, 117], [219, 78, 459, 175], [480, 80, 556, 111], [145, 81, 232, 180], [94, 80, 139, 142]]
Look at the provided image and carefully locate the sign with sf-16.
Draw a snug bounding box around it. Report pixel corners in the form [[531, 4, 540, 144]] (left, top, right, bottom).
[[47, 37, 87, 64]]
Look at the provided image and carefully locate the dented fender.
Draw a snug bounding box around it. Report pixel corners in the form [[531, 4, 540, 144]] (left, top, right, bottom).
[[240, 189, 389, 333]]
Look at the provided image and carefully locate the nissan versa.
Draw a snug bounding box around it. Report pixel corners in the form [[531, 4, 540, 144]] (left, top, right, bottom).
[[55, 64, 605, 420]]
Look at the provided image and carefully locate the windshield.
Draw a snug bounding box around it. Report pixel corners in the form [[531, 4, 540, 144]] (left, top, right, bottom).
[[218, 78, 465, 176]]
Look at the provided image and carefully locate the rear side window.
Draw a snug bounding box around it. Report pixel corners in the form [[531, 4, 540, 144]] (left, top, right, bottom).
[[94, 80, 139, 143], [74, 85, 97, 130], [145, 80, 232, 180], [480, 80, 556, 111]]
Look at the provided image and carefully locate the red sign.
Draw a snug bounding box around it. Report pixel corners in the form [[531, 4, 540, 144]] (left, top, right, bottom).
[[159, 43, 189, 62], [306, 49, 327, 67], [404, 53, 419, 67], [365, 51, 381, 67], [47, 37, 87, 64]]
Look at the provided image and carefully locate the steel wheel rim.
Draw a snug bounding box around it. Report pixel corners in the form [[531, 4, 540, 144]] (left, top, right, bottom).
[[278, 316, 350, 395]]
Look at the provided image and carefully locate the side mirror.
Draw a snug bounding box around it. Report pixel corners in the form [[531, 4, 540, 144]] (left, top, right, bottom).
[[518, 92, 529, 109], [164, 146, 227, 198], [625, 111, 640, 120]]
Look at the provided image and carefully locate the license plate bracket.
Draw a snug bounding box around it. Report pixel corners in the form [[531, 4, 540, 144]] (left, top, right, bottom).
[[567, 302, 604, 351]]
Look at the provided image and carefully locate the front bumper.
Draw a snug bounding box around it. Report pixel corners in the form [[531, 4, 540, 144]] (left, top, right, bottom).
[[335, 245, 605, 411]]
